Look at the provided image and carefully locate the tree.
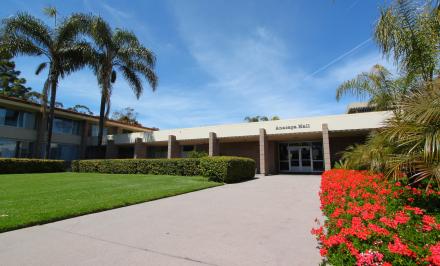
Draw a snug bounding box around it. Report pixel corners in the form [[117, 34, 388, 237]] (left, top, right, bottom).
[[336, 64, 410, 110], [0, 49, 32, 98], [111, 107, 141, 126], [2, 11, 89, 158], [244, 115, 280, 122], [67, 104, 93, 115], [383, 82, 440, 186], [375, 0, 440, 82], [80, 15, 157, 146]]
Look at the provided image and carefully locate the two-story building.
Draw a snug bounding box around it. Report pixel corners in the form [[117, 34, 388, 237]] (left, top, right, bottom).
[[0, 96, 156, 160]]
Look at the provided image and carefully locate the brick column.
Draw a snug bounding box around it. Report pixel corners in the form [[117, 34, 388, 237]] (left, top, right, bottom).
[[322, 123, 331, 171], [208, 132, 219, 156], [134, 137, 147, 158], [79, 121, 89, 159], [105, 139, 118, 159], [259, 128, 269, 175], [167, 135, 179, 159]]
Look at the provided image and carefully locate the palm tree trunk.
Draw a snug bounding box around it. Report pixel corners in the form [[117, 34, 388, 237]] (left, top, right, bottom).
[[97, 90, 107, 147], [45, 71, 58, 158]]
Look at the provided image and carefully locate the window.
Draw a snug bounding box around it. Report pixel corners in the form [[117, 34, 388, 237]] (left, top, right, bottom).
[[0, 138, 17, 158], [49, 143, 79, 161], [53, 118, 81, 135], [147, 146, 167, 158], [0, 138, 35, 158], [0, 108, 35, 129], [278, 143, 289, 171], [181, 145, 195, 158], [90, 125, 108, 137]]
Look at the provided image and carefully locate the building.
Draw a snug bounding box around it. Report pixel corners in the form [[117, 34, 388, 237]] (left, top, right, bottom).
[[106, 109, 391, 175], [0, 96, 156, 160], [0, 95, 391, 175]]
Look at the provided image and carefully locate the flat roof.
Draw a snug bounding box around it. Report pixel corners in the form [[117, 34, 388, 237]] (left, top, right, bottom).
[[111, 111, 392, 144]]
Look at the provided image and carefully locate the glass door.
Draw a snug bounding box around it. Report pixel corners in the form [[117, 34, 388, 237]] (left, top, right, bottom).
[[300, 146, 312, 172], [289, 147, 300, 172], [288, 146, 312, 172]]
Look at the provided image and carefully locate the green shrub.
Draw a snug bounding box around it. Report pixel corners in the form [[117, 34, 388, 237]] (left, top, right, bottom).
[[71, 157, 256, 183], [0, 158, 66, 174], [72, 158, 201, 176], [199, 156, 255, 183], [187, 150, 208, 158]]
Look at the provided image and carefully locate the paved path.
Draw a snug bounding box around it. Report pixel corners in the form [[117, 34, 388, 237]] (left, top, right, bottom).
[[0, 175, 323, 266]]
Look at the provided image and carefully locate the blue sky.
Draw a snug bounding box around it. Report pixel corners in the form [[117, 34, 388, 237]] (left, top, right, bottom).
[[1, 0, 394, 129]]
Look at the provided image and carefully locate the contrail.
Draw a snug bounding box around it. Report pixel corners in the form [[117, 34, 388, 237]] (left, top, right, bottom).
[[308, 37, 372, 78]]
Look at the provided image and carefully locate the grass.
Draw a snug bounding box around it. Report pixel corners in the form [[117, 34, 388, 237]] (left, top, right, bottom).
[[0, 172, 221, 232]]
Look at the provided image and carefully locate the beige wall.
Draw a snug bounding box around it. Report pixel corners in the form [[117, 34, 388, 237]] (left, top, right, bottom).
[[0, 126, 37, 141]]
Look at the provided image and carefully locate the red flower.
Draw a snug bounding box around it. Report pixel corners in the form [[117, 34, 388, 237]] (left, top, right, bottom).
[[368, 224, 390, 236], [427, 242, 440, 266], [320, 248, 328, 256], [422, 215, 438, 232], [404, 206, 424, 215], [394, 211, 410, 225], [388, 235, 415, 257], [311, 227, 323, 236]]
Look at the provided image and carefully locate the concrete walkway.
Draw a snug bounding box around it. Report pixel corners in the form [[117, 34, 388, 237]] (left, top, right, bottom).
[[0, 175, 323, 266]]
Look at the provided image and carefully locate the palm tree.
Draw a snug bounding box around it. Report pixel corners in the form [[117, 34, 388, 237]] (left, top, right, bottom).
[[336, 64, 407, 111], [338, 132, 396, 173], [81, 16, 157, 146], [383, 81, 440, 187], [375, 0, 440, 83], [2, 12, 88, 158]]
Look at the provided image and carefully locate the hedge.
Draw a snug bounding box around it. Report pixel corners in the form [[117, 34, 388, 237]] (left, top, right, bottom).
[[0, 158, 66, 174], [199, 156, 255, 183], [71, 156, 255, 183]]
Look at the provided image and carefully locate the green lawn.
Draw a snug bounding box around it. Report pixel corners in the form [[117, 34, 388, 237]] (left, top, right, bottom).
[[0, 172, 221, 232]]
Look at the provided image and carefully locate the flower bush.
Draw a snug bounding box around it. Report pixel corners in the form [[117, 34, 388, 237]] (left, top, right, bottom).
[[312, 169, 440, 265]]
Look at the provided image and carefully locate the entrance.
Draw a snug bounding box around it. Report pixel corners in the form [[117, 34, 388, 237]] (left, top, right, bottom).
[[278, 141, 324, 173], [288, 146, 312, 172]]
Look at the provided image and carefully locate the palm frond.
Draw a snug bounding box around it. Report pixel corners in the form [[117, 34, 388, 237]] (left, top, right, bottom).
[[118, 65, 143, 98], [2, 12, 52, 52], [35, 62, 48, 75]]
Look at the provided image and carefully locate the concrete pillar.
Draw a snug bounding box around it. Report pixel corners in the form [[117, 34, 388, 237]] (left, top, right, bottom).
[[79, 121, 89, 159], [105, 139, 118, 159], [322, 123, 331, 171], [208, 132, 219, 156], [167, 135, 179, 159], [259, 128, 269, 175], [134, 138, 147, 159]]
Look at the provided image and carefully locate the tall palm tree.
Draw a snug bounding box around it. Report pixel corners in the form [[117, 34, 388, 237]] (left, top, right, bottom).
[[81, 16, 158, 146], [336, 64, 408, 111], [2, 12, 88, 158]]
